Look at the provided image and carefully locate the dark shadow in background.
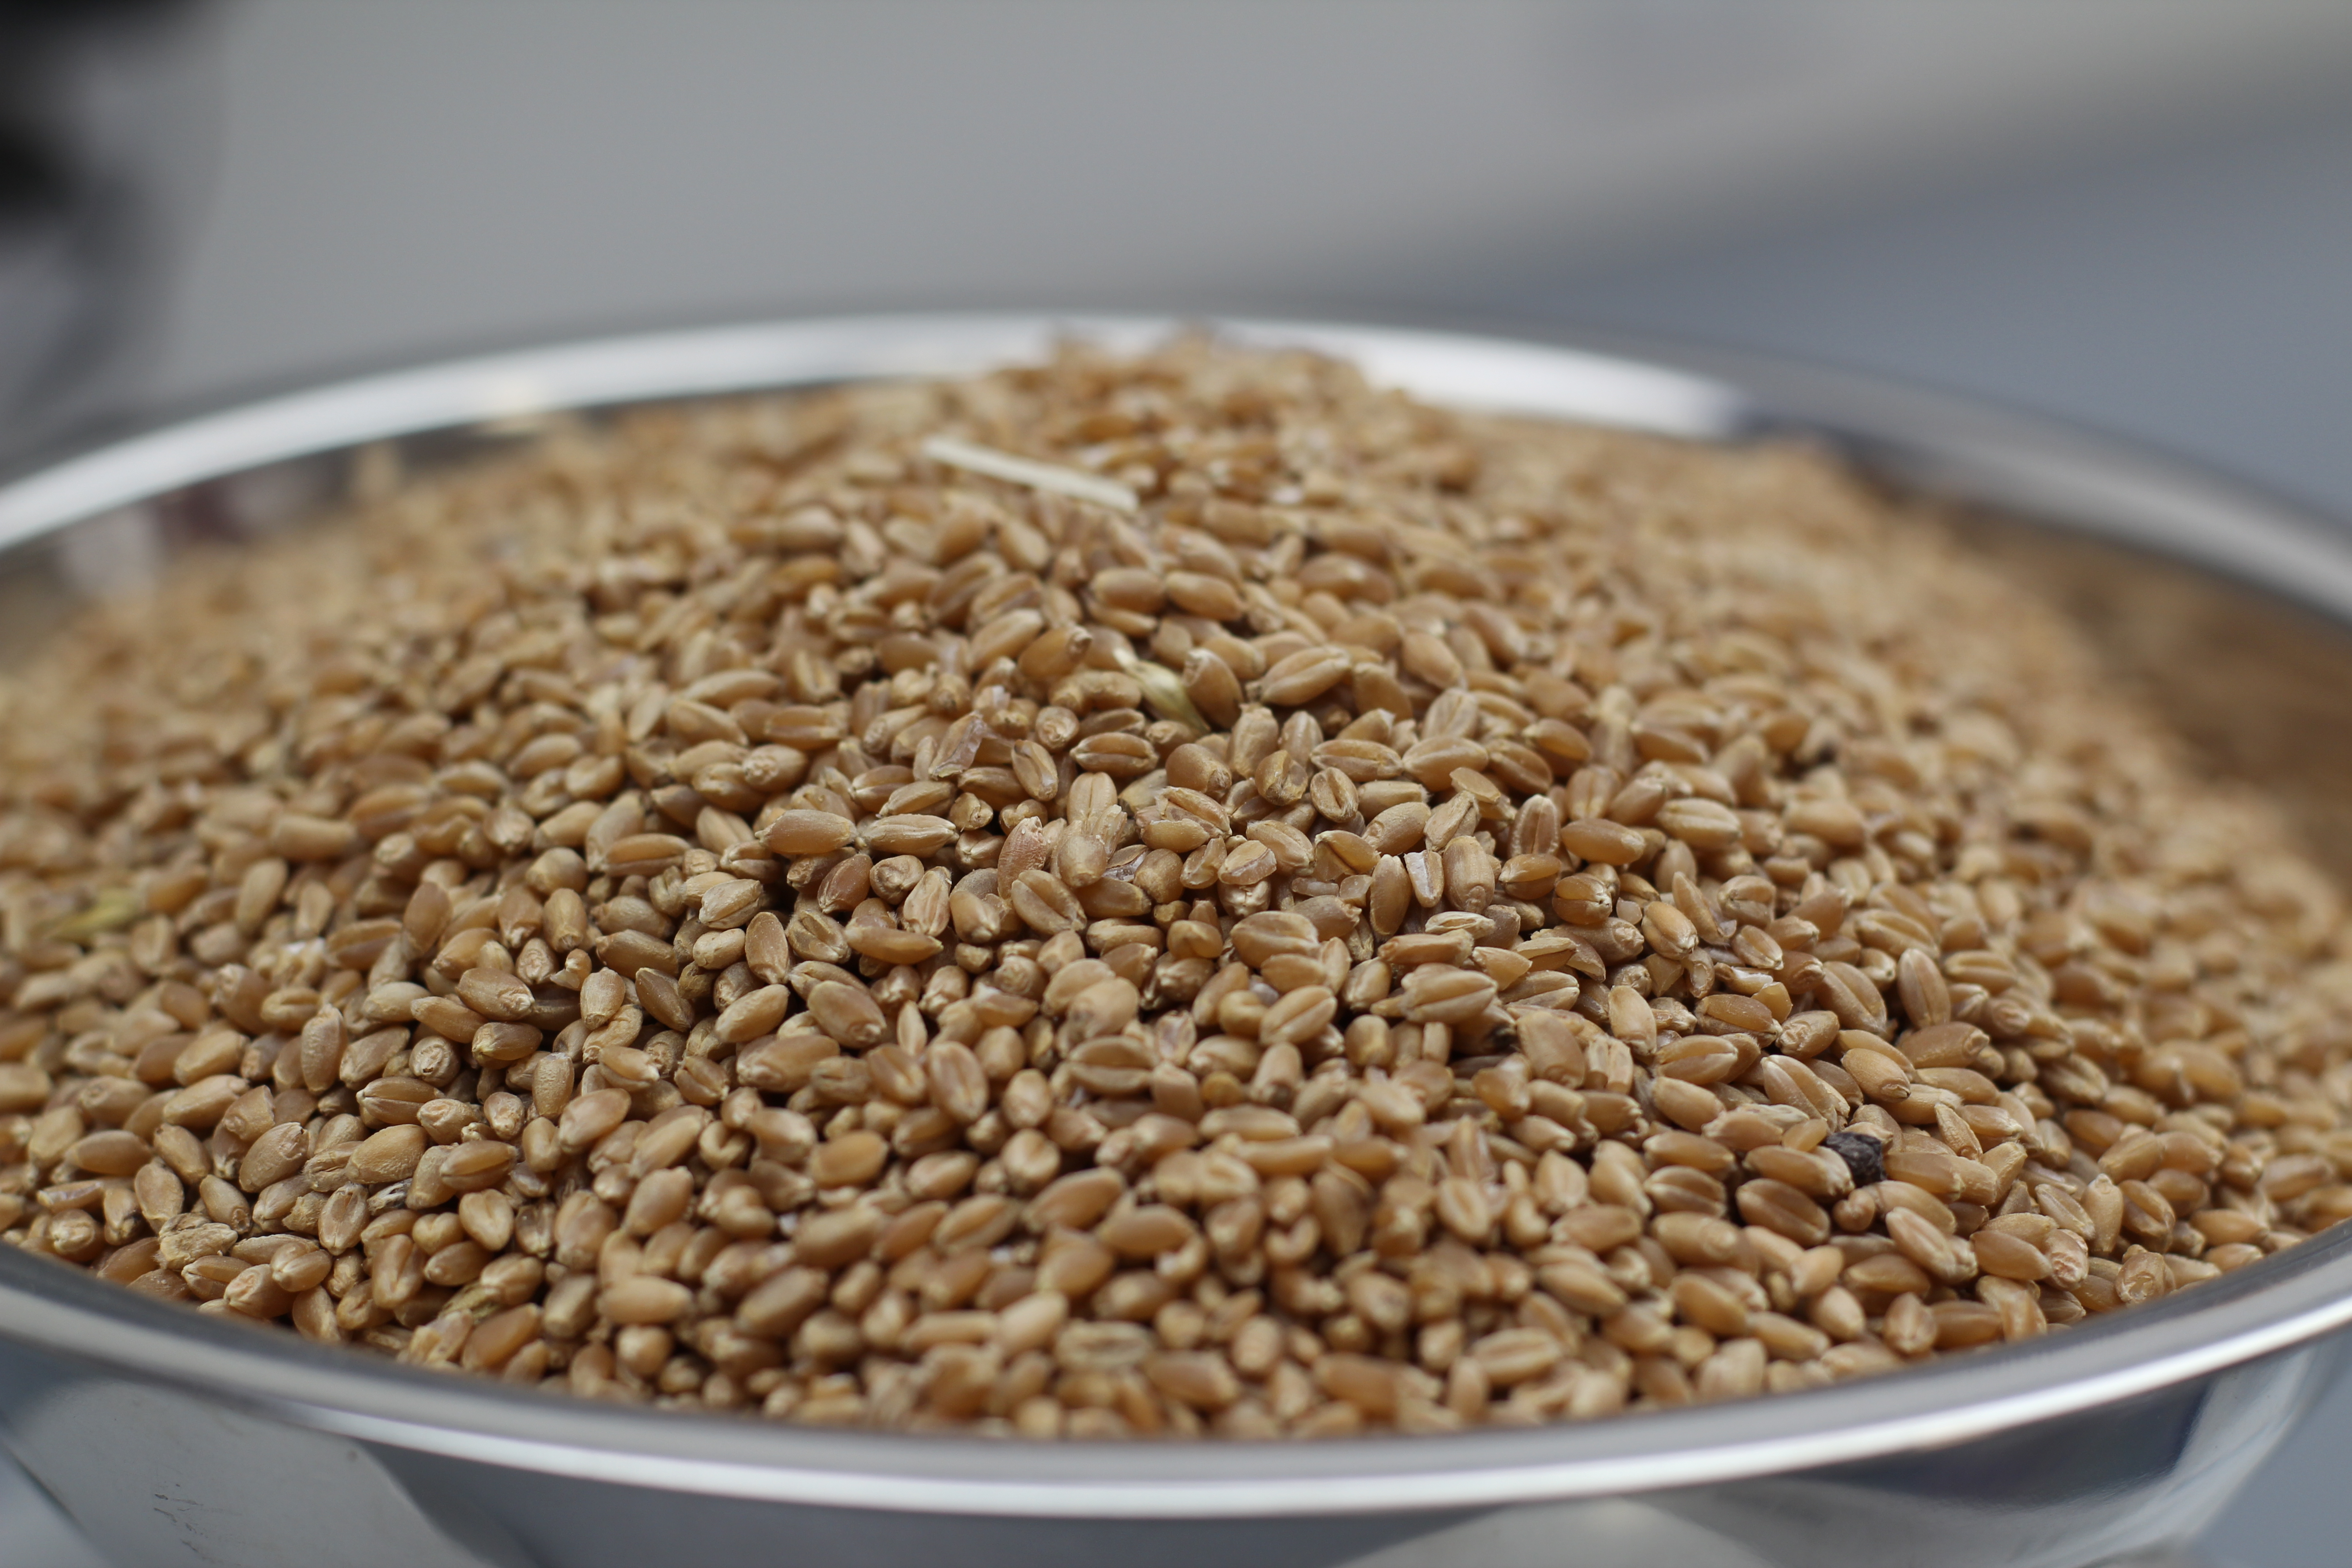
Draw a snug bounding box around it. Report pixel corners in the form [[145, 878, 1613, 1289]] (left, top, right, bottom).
[[0, 0, 213, 464]]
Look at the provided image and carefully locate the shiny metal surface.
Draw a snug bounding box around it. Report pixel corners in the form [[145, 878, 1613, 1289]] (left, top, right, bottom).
[[3, 314, 2350, 1568]]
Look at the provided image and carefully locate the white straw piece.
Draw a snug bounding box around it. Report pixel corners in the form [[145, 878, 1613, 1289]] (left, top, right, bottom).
[[920, 435, 1138, 512]]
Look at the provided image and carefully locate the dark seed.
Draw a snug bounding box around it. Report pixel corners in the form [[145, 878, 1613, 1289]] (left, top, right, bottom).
[[1823, 1130, 1886, 1187]]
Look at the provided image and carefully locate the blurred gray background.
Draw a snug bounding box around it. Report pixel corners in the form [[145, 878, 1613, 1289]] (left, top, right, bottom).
[[4, 4, 2352, 1564]]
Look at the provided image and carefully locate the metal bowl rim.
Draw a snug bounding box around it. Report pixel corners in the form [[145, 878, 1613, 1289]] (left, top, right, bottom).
[[4, 309, 2351, 1520]]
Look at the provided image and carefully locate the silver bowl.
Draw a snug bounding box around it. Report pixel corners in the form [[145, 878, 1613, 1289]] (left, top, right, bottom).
[[3, 314, 2350, 1568]]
